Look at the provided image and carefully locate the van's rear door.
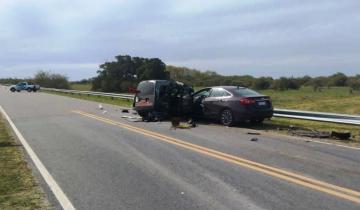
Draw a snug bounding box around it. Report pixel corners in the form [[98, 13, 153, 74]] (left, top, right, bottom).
[[135, 81, 156, 110]]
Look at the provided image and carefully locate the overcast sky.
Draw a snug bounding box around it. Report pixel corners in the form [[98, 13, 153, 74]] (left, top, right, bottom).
[[0, 0, 359, 80]]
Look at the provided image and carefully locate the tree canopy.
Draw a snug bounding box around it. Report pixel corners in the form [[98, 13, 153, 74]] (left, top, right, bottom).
[[92, 55, 168, 92]]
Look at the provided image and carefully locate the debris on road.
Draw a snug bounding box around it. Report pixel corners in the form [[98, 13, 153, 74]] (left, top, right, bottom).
[[121, 115, 143, 122], [289, 130, 331, 138], [330, 131, 351, 140], [247, 132, 261, 135], [170, 117, 196, 129], [286, 124, 352, 140], [250, 138, 258, 141], [98, 104, 104, 110], [122, 109, 129, 113]]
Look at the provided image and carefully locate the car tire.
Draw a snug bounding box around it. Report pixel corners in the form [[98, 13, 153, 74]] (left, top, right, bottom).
[[10, 88, 16, 92], [220, 109, 234, 126], [27, 88, 32, 92], [250, 118, 264, 125]]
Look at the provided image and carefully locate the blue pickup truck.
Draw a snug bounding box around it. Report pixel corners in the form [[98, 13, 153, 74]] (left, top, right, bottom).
[[10, 82, 41, 92]]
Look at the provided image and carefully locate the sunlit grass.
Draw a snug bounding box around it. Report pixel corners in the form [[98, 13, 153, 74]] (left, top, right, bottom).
[[70, 83, 92, 91], [260, 86, 360, 114], [0, 117, 50, 209]]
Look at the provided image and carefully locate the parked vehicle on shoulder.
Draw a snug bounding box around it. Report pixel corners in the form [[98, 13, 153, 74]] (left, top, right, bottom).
[[10, 82, 40, 92], [192, 86, 273, 126]]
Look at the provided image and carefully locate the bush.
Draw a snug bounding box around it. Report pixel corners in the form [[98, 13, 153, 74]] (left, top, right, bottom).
[[252, 77, 272, 90], [327, 72, 347, 87], [272, 77, 300, 90], [34, 71, 70, 89], [347, 75, 360, 90]]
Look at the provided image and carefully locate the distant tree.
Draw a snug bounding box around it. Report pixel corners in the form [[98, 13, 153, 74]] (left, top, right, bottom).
[[252, 77, 272, 90], [327, 72, 347, 87], [34, 71, 70, 89], [0, 78, 22, 85], [271, 77, 300, 90], [92, 55, 168, 92], [310, 76, 327, 91], [297, 75, 312, 86], [347, 75, 360, 90]]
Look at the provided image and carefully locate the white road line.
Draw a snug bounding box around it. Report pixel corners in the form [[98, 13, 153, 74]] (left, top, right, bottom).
[[0, 106, 75, 210]]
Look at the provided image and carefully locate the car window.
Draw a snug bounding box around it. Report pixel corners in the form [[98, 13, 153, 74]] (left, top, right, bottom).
[[232, 88, 261, 97], [137, 81, 155, 96], [194, 89, 211, 98], [223, 91, 231, 96], [209, 88, 230, 97]]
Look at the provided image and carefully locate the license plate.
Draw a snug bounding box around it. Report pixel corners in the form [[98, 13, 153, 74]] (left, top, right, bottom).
[[258, 101, 266, 106]]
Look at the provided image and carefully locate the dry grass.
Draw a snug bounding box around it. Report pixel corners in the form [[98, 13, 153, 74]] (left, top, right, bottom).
[[0, 116, 50, 210]]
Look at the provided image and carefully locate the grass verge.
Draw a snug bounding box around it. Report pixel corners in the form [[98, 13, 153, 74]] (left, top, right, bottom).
[[0, 115, 50, 209], [70, 83, 92, 91], [43, 89, 359, 144]]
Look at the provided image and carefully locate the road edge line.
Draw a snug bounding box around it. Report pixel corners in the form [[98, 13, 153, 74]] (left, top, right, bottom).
[[0, 106, 76, 210]]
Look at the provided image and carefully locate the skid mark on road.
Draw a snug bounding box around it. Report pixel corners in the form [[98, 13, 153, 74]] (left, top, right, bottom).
[[73, 110, 360, 204]]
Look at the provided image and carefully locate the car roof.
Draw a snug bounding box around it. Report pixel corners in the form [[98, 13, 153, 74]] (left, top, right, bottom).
[[208, 86, 246, 90]]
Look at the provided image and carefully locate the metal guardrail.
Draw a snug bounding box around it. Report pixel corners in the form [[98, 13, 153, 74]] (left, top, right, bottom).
[[273, 109, 360, 126], [41, 88, 135, 100], [2, 84, 359, 125]]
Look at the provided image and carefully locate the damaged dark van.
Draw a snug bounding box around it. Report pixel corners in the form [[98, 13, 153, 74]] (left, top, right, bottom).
[[133, 80, 194, 120]]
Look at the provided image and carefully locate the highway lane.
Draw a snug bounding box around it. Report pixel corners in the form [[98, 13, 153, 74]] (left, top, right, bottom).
[[0, 88, 359, 210]]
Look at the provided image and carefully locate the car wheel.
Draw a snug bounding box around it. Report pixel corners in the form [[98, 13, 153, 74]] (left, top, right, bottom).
[[10, 88, 16, 92], [27, 88, 32, 92], [250, 118, 264, 125], [220, 109, 234, 126]]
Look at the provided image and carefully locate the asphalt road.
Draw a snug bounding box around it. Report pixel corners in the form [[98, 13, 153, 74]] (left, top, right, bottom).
[[0, 87, 359, 210]]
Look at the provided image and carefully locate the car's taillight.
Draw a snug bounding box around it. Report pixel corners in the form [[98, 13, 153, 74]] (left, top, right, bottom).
[[240, 98, 256, 105]]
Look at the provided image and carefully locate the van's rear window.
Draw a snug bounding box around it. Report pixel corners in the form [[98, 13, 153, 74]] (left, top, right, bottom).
[[137, 82, 155, 96]]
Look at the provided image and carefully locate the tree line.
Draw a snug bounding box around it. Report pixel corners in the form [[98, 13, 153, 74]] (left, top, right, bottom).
[[0, 71, 70, 89], [166, 66, 360, 91], [1, 55, 359, 92]]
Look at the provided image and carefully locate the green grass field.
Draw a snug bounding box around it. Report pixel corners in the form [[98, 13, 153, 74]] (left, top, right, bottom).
[[0, 116, 50, 209], [70, 83, 92, 91], [260, 86, 360, 115]]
